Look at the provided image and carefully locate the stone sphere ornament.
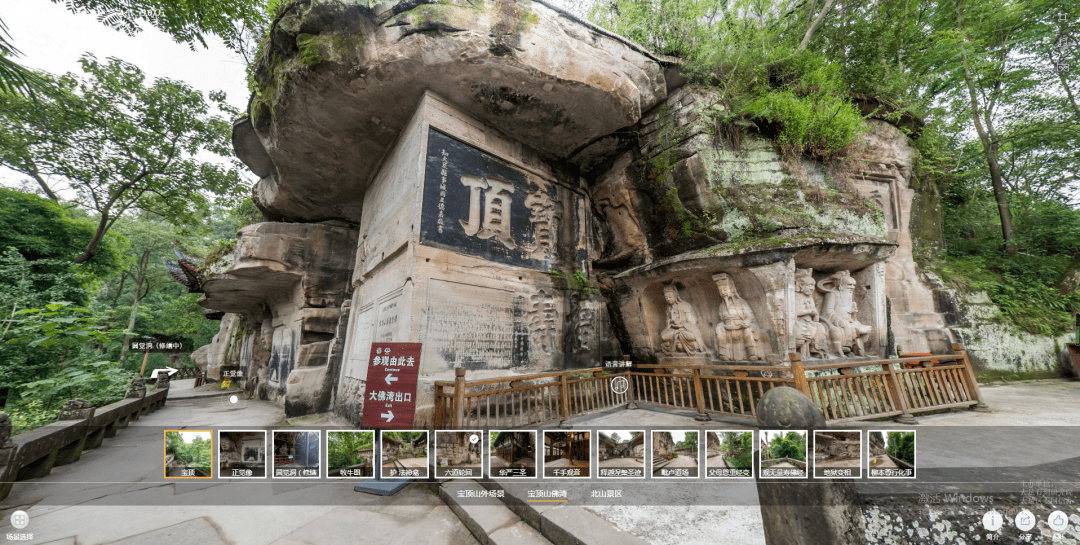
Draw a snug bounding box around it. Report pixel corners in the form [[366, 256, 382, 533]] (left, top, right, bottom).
[[755, 386, 826, 429]]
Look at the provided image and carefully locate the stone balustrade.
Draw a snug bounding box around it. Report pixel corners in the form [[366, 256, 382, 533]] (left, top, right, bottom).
[[0, 387, 168, 502]]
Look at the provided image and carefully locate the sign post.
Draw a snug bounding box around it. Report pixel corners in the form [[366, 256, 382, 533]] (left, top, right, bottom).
[[356, 342, 422, 496], [360, 342, 422, 429]]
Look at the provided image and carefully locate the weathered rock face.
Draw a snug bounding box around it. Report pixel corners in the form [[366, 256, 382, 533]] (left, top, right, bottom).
[[241, 0, 667, 222], [194, 0, 963, 424], [196, 222, 357, 413]]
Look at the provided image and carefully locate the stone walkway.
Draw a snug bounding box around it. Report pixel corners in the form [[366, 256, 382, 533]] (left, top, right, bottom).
[[4, 379, 1077, 545], [0, 385, 477, 545]]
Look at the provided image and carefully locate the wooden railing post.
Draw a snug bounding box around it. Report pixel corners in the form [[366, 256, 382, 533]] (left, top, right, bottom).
[[558, 372, 572, 428], [788, 352, 810, 394], [692, 367, 710, 421], [953, 342, 991, 412], [626, 361, 638, 409], [453, 367, 466, 429], [883, 361, 918, 424]]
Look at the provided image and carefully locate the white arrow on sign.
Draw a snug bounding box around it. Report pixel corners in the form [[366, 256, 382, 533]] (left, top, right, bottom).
[[384, 374, 398, 385], [149, 367, 178, 379], [381, 410, 394, 422]]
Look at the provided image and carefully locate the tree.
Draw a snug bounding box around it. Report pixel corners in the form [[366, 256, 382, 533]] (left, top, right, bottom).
[[0, 17, 50, 98], [50, 0, 271, 54], [0, 56, 249, 263]]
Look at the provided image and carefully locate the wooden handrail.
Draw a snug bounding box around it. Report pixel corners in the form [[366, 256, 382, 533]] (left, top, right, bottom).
[[633, 363, 793, 372], [432, 344, 987, 429], [802, 355, 961, 371]]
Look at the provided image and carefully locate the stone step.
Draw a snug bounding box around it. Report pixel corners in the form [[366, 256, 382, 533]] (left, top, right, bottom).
[[440, 480, 552, 545], [652, 457, 671, 470], [478, 480, 649, 545]]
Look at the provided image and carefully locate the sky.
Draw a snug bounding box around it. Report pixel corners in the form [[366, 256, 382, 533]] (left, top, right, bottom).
[[180, 431, 212, 443], [1, 1, 251, 188]]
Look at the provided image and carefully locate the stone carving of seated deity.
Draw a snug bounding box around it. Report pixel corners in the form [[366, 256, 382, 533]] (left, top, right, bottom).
[[712, 273, 764, 361], [659, 284, 706, 357], [817, 270, 872, 357], [793, 268, 829, 359]]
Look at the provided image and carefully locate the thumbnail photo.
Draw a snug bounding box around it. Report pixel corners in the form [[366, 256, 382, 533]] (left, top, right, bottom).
[[381, 431, 429, 478], [164, 430, 213, 478], [327, 431, 374, 478], [652, 430, 699, 478], [868, 431, 916, 478], [219, 431, 266, 478], [543, 431, 591, 478], [597, 430, 645, 478], [760, 430, 807, 478], [814, 431, 862, 478], [489, 431, 537, 478], [272, 430, 320, 478], [435, 430, 483, 478], [706, 431, 754, 478]]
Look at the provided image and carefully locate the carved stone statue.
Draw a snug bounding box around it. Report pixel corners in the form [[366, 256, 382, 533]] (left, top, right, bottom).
[[818, 270, 872, 357], [125, 378, 147, 399], [220, 434, 242, 468], [712, 273, 764, 361], [659, 284, 705, 357], [793, 269, 829, 359], [58, 398, 94, 421], [0, 412, 13, 449]]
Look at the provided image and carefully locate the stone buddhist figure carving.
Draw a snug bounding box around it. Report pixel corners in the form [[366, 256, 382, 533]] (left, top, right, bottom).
[[658, 284, 705, 357], [712, 273, 764, 361], [793, 269, 829, 359], [817, 270, 872, 357]]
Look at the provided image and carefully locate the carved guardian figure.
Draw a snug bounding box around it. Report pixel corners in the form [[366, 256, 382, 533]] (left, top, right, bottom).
[[658, 284, 705, 357], [817, 270, 872, 357], [712, 273, 764, 361], [793, 269, 829, 359]]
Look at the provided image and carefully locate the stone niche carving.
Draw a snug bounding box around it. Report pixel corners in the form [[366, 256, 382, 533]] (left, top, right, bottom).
[[712, 273, 765, 361], [793, 269, 829, 359], [658, 284, 706, 357], [817, 270, 873, 357]]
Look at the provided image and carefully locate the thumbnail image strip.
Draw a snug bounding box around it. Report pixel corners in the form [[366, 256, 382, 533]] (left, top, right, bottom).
[[327, 431, 375, 478], [219, 430, 267, 478], [489, 431, 537, 478], [164, 430, 213, 479], [652, 430, 699, 478], [381, 430, 429, 478], [705, 430, 754, 478], [272, 430, 321, 478], [868, 430, 915, 478], [435, 431, 483, 478], [597, 430, 645, 478], [813, 431, 862, 479], [759, 430, 807, 479]]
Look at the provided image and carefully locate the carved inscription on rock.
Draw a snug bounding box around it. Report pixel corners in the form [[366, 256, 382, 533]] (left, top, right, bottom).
[[420, 129, 561, 269], [423, 280, 529, 369]]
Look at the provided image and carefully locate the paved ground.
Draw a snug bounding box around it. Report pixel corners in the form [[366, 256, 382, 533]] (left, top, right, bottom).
[[0, 385, 476, 545], [597, 457, 641, 468], [3, 378, 1078, 545]]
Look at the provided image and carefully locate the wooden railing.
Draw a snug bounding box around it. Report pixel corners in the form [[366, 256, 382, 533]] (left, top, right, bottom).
[[435, 367, 629, 430], [801, 343, 986, 423], [433, 343, 988, 429], [630, 364, 797, 420]]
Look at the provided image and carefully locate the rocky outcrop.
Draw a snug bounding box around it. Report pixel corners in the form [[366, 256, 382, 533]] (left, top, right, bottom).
[[239, 0, 667, 222], [191, 0, 979, 423]]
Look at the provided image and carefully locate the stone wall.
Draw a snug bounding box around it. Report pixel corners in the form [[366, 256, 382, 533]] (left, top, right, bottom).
[[334, 92, 621, 426], [588, 86, 949, 366], [185, 0, 996, 426]]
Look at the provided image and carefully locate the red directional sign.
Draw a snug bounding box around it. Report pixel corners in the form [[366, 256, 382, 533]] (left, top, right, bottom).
[[361, 342, 422, 429]]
